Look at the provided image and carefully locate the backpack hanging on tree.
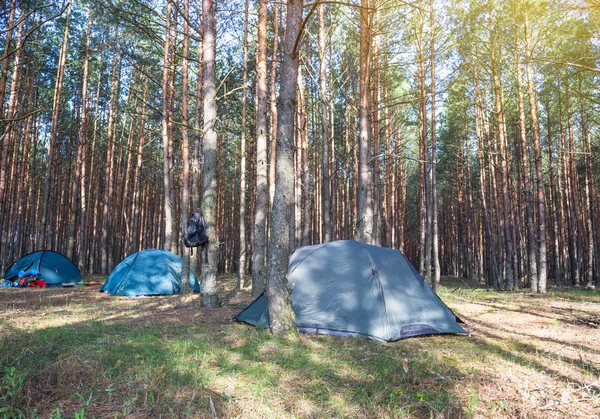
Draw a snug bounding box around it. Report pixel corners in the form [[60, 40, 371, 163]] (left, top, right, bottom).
[[183, 212, 209, 263]]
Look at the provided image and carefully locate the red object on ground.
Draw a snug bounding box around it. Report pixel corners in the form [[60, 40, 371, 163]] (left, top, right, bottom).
[[87, 281, 102, 285], [28, 279, 47, 288]]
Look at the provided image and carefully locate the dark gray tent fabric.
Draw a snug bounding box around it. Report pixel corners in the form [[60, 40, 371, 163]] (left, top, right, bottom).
[[101, 249, 199, 297], [236, 240, 465, 341]]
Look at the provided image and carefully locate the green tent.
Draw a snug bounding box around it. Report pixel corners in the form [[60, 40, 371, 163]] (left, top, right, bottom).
[[101, 249, 199, 297], [236, 240, 465, 341], [1, 250, 83, 284]]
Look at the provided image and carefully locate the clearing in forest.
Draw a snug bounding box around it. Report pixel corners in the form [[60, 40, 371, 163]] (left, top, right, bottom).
[[0, 277, 598, 418]]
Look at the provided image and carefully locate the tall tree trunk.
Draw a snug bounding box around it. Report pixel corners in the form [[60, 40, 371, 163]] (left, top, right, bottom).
[[0, 0, 16, 115], [416, 7, 428, 277], [39, 2, 72, 249], [180, 0, 191, 293], [266, 0, 303, 338], [252, 0, 269, 297], [430, 0, 440, 292], [0, 20, 23, 254], [200, 0, 219, 307], [580, 92, 594, 289], [68, 10, 92, 262], [545, 93, 561, 286], [162, 1, 174, 252], [524, 10, 547, 293], [238, 0, 250, 287], [319, 4, 331, 243], [299, 66, 311, 246], [268, 2, 280, 213], [356, 0, 374, 244], [515, 30, 537, 290], [101, 34, 120, 274], [491, 19, 515, 291]]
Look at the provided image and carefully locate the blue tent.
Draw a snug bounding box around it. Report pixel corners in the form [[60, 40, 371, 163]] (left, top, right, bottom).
[[101, 249, 199, 297], [1, 251, 83, 285], [236, 240, 465, 341]]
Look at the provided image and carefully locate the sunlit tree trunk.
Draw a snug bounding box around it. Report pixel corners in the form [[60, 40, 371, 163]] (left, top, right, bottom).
[[515, 30, 537, 290], [0, 0, 17, 116], [356, 0, 374, 244], [319, 4, 331, 243], [180, 0, 192, 293], [39, 2, 72, 249], [162, 1, 174, 252], [237, 0, 250, 287], [252, 0, 269, 296], [200, 0, 219, 307], [268, 2, 280, 213], [430, 0, 440, 292], [0, 20, 23, 256], [101, 33, 120, 274], [67, 10, 92, 263], [266, 0, 302, 338], [524, 10, 547, 293]]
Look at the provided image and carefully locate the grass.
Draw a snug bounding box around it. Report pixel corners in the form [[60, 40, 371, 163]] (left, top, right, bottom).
[[0, 277, 599, 418]]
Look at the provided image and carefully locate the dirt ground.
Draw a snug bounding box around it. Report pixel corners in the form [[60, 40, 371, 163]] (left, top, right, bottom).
[[442, 278, 600, 418], [1, 278, 599, 418]]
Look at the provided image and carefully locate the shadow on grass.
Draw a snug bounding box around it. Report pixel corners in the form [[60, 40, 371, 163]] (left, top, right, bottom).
[[0, 288, 476, 418], [460, 315, 600, 389]]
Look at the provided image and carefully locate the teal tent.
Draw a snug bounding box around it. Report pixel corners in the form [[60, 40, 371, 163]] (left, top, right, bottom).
[[1, 250, 83, 284], [101, 249, 199, 297], [236, 240, 465, 341]]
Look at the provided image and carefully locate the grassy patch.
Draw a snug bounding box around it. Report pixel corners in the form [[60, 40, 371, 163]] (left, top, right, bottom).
[[1, 278, 599, 418]]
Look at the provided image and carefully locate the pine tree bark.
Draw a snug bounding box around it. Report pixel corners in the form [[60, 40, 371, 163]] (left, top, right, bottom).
[[269, 2, 280, 212], [39, 2, 72, 249], [299, 66, 311, 246], [515, 30, 537, 290], [523, 11, 547, 293], [356, 0, 374, 244], [101, 33, 120, 274], [162, 1, 174, 252], [430, 0, 440, 292], [491, 20, 516, 290], [237, 0, 250, 288], [67, 10, 92, 262], [0, 20, 23, 253], [200, 0, 219, 307], [266, 0, 302, 338], [252, 0, 269, 297], [180, 0, 192, 294], [0, 0, 17, 116], [319, 4, 331, 243]]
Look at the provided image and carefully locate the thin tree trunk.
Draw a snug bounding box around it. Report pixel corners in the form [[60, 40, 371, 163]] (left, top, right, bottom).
[[356, 0, 374, 244], [430, 0, 440, 292], [524, 10, 547, 293], [39, 2, 72, 249], [67, 10, 92, 262], [0, 20, 23, 253], [162, 1, 174, 252], [252, 0, 269, 297], [515, 30, 537, 291], [180, 0, 191, 294], [237, 0, 250, 288], [491, 19, 515, 291], [268, 2, 280, 213], [101, 33, 120, 274], [545, 93, 561, 286], [0, 0, 17, 116], [299, 66, 310, 246], [319, 4, 331, 243]]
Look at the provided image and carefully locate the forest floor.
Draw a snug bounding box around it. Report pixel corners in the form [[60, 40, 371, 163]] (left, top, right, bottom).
[[0, 276, 599, 418]]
